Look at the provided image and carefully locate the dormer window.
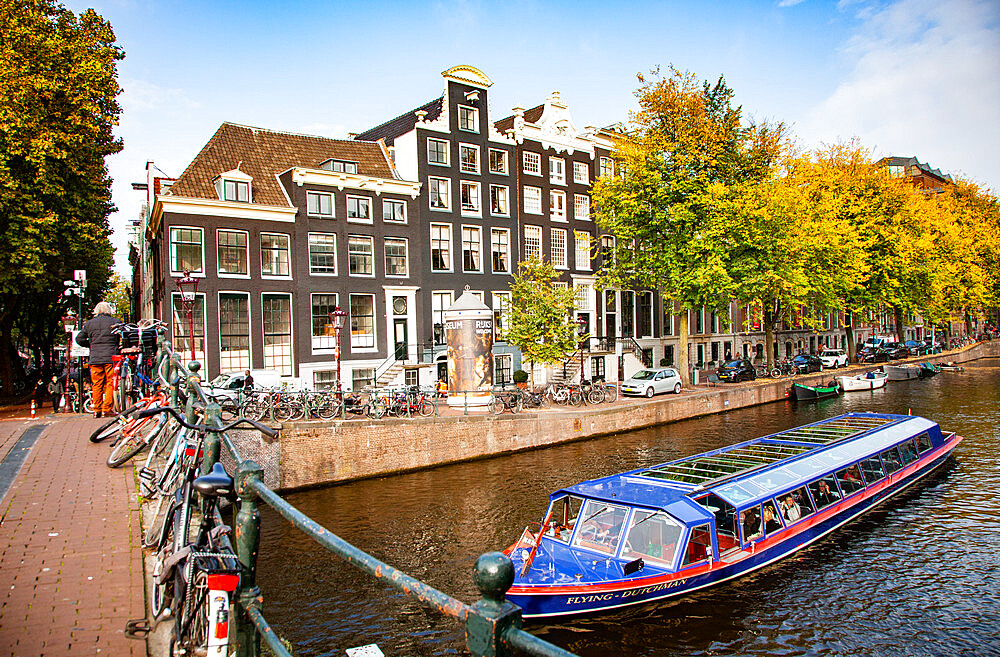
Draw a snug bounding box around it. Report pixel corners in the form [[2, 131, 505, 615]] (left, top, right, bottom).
[[215, 166, 253, 203], [321, 159, 358, 174]]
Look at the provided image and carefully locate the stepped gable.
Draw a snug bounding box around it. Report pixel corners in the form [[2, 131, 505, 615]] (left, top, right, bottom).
[[168, 122, 396, 206], [354, 97, 444, 143], [493, 104, 545, 133]]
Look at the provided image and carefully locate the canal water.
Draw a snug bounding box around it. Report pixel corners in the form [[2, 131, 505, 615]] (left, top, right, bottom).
[[258, 359, 1000, 656]]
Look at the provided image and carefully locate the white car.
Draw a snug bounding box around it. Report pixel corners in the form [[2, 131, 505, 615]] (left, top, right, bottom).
[[621, 368, 682, 397], [819, 349, 849, 368]]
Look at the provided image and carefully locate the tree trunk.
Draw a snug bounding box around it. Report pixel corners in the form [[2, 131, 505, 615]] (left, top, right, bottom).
[[0, 309, 14, 394], [845, 312, 856, 363], [678, 310, 691, 385], [964, 310, 973, 336], [763, 308, 775, 368], [893, 306, 906, 344]]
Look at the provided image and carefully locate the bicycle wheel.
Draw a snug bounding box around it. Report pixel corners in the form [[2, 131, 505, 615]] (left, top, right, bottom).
[[603, 385, 618, 403], [106, 418, 159, 468], [418, 400, 433, 417], [89, 418, 121, 443], [83, 392, 94, 414], [367, 401, 387, 419], [569, 390, 584, 406], [588, 388, 605, 404], [489, 397, 504, 415], [513, 396, 523, 414]]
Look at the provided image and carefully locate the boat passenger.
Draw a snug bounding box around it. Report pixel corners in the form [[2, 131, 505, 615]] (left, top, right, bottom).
[[813, 479, 840, 507], [780, 494, 801, 522], [763, 504, 782, 534], [742, 508, 762, 540]]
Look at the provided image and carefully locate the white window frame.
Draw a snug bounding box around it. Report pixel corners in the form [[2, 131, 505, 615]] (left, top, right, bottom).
[[216, 228, 249, 278], [384, 237, 409, 278], [551, 228, 567, 269], [261, 292, 293, 375], [306, 191, 334, 218], [459, 143, 480, 175], [428, 176, 451, 212], [462, 225, 483, 274], [489, 184, 509, 217], [550, 190, 567, 222], [492, 292, 512, 341], [574, 194, 590, 221], [491, 228, 510, 274], [347, 234, 375, 278], [575, 231, 592, 271], [458, 104, 479, 133], [349, 293, 377, 351], [460, 180, 481, 216], [430, 223, 453, 272], [489, 148, 508, 175], [169, 226, 204, 276], [218, 291, 251, 371], [549, 157, 565, 185], [346, 195, 373, 224], [524, 186, 542, 215], [307, 232, 338, 276], [223, 179, 251, 203], [523, 151, 541, 176], [310, 292, 340, 352], [382, 199, 406, 223], [260, 232, 291, 279], [599, 156, 614, 178], [573, 161, 589, 184], [171, 292, 207, 363], [524, 225, 542, 261], [427, 137, 450, 167]]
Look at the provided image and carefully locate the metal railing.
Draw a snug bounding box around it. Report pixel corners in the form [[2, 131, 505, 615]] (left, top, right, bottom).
[[153, 338, 576, 657]]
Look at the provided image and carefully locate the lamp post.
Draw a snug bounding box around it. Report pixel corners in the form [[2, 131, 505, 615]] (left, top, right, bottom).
[[576, 315, 587, 384], [62, 311, 76, 412], [328, 306, 348, 395], [176, 270, 199, 361]]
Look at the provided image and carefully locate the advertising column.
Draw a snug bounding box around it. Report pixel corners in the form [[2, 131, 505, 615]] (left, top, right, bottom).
[[444, 288, 493, 408]]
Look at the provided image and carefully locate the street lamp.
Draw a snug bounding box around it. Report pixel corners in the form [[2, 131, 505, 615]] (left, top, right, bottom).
[[576, 315, 588, 384], [328, 306, 349, 395], [62, 311, 76, 411], [176, 270, 199, 361]]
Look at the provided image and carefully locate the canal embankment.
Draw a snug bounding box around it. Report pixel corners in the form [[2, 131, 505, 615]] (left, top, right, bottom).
[[228, 342, 1000, 491]]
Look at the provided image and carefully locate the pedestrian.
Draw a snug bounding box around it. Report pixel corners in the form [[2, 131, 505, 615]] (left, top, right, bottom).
[[75, 302, 122, 418], [46, 375, 63, 414], [243, 369, 254, 391]]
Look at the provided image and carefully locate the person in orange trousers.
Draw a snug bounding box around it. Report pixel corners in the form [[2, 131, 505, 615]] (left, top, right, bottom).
[[75, 302, 123, 418]]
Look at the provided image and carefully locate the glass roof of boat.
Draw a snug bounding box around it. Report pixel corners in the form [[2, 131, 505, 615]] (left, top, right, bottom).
[[633, 415, 896, 488]]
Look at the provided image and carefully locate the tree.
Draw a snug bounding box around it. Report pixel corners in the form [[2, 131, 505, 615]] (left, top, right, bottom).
[[506, 257, 580, 388], [0, 0, 122, 389], [105, 274, 132, 322]]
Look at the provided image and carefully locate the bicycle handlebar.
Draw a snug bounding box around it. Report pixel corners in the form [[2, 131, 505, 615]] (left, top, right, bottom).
[[136, 405, 278, 437]]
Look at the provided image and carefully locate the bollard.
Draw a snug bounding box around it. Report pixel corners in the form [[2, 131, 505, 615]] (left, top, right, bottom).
[[465, 553, 521, 657], [234, 460, 264, 657]]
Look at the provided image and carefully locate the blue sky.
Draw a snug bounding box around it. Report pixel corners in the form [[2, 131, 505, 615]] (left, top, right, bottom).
[[65, 0, 1000, 275]]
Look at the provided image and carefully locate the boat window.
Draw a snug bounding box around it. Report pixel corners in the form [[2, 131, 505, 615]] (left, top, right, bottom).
[[543, 495, 583, 544], [570, 500, 629, 556], [762, 501, 783, 535], [916, 432, 933, 453], [620, 509, 684, 567], [741, 506, 763, 543], [881, 448, 903, 474], [778, 486, 813, 524], [808, 475, 842, 509], [899, 440, 918, 465], [681, 524, 712, 567], [697, 494, 739, 553], [835, 464, 864, 495], [860, 456, 885, 483]]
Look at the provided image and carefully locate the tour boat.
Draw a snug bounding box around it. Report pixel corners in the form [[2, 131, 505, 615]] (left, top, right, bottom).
[[790, 381, 842, 400], [837, 370, 888, 392], [884, 364, 920, 381], [504, 413, 961, 618]]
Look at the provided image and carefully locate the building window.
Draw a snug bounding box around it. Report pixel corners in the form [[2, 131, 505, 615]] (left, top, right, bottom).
[[262, 293, 292, 375], [575, 231, 591, 270], [350, 294, 376, 349], [524, 186, 542, 214], [575, 283, 592, 311], [601, 234, 615, 265], [458, 105, 478, 132], [574, 194, 590, 220], [549, 157, 565, 184], [429, 177, 450, 211], [383, 199, 406, 223], [260, 233, 290, 277], [310, 293, 339, 350], [524, 225, 542, 261], [573, 162, 590, 184], [460, 181, 481, 214], [591, 356, 605, 381], [599, 156, 614, 178], [384, 237, 408, 277], [493, 292, 511, 340], [550, 190, 566, 221], [491, 228, 510, 274], [321, 160, 358, 173], [223, 180, 250, 202], [169, 227, 203, 274], [431, 223, 452, 271], [639, 291, 653, 337], [489, 149, 508, 175], [432, 291, 452, 345], [459, 144, 480, 174], [347, 196, 371, 223], [307, 233, 337, 275], [523, 152, 541, 175], [551, 228, 567, 268], [312, 370, 338, 391], [427, 138, 450, 166], [462, 226, 482, 273], [219, 293, 250, 372], [348, 235, 374, 276], [171, 293, 206, 363], [495, 354, 512, 385], [489, 185, 509, 216], [306, 191, 333, 217], [217, 229, 247, 276], [352, 368, 375, 390]]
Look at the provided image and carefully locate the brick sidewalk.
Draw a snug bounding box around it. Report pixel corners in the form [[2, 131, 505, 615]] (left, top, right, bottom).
[[0, 415, 145, 657]]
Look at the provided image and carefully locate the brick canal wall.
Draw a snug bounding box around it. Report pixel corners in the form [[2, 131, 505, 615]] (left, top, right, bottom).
[[230, 342, 999, 491]]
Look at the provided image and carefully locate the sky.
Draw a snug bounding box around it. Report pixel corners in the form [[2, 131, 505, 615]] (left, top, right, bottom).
[[64, 0, 1000, 276]]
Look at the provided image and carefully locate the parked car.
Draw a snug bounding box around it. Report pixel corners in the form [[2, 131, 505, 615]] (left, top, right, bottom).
[[791, 354, 824, 373], [881, 342, 910, 359], [903, 340, 930, 356], [621, 368, 682, 397], [208, 369, 283, 402], [858, 347, 891, 363], [716, 359, 756, 383], [818, 348, 849, 368]]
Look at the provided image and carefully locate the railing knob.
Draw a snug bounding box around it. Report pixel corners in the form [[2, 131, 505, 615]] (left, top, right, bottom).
[[189, 360, 201, 374], [473, 552, 514, 608]]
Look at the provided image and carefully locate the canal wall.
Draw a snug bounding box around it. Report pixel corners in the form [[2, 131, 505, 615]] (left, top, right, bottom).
[[228, 342, 1000, 491]]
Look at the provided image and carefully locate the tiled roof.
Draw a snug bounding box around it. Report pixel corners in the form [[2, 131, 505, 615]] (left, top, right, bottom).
[[354, 97, 444, 144], [168, 123, 396, 206], [878, 156, 953, 182], [493, 104, 545, 134]]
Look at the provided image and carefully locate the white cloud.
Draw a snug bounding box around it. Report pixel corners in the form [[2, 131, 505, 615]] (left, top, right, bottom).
[[801, 0, 1000, 190], [777, 0, 807, 7], [120, 78, 200, 113]]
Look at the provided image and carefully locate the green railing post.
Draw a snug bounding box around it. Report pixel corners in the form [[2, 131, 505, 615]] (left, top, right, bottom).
[[465, 553, 521, 657], [202, 401, 222, 474], [234, 460, 264, 657], [464, 391, 469, 416]]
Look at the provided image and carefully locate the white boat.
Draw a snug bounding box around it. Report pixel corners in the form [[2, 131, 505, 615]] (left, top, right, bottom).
[[884, 364, 920, 381], [837, 371, 888, 392]]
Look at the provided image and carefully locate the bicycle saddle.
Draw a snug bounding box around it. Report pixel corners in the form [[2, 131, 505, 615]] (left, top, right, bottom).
[[193, 462, 235, 498]]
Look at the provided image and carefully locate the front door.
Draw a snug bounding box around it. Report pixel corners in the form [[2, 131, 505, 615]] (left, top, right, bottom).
[[394, 319, 408, 360]]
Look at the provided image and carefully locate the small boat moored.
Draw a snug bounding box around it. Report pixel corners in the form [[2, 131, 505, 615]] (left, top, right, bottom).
[[837, 370, 889, 392], [919, 362, 941, 378], [884, 364, 921, 381], [504, 413, 961, 618], [791, 381, 842, 400]]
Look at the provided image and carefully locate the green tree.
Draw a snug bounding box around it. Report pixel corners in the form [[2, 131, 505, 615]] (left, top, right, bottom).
[[506, 257, 580, 388], [0, 0, 122, 388], [105, 274, 132, 321]]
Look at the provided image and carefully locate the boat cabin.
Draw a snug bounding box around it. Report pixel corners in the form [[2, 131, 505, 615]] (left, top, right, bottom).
[[521, 413, 946, 582]]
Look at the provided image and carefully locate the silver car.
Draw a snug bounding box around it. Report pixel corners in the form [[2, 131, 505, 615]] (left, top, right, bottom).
[[621, 368, 682, 397]]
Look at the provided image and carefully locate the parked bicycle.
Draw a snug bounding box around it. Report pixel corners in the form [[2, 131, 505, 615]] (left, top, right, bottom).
[[489, 390, 523, 414]]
